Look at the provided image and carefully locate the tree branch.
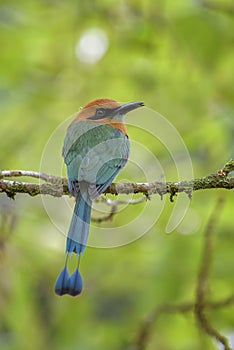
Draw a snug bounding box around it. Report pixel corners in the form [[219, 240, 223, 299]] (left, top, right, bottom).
[[0, 159, 233, 199], [195, 196, 231, 350], [200, 0, 234, 16], [133, 197, 232, 350], [133, 293, 234, 350], [92, 196, 147, 223]]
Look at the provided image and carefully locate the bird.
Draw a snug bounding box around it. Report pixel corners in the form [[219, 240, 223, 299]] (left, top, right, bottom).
[[54, 98, 144, 296]]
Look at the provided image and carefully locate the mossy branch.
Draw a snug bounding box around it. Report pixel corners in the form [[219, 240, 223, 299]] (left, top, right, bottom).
[[0, 159, 233, 200]]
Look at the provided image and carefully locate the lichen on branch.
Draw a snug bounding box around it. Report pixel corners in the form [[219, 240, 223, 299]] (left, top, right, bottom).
[[0, 159, 233, 200]]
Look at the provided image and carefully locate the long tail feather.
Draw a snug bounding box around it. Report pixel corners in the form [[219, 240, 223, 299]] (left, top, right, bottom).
[[66, 185, 92, 255], [55, 184, 92, 296]]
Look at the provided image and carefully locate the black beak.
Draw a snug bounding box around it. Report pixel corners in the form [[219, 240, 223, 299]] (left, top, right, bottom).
[[113, 101, 144, 115]]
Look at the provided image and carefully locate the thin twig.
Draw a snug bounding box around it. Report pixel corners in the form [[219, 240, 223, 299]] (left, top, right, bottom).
[[132, 194, 232, 350], [133, 291, 234, 350], [92, 196, 147, 223], [195, 197, 231, 350], [134, 302, 193, 350], [0, 170, 62, 183], [200, 0, 234, 16]]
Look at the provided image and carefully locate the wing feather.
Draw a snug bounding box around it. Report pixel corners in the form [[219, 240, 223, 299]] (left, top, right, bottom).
[[63, 121, 129, 198]]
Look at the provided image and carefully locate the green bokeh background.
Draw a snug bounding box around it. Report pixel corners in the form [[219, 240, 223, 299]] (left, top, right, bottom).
[[0, 1, 233, 349]]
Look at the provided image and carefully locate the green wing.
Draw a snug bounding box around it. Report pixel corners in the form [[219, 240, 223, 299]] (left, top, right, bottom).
[[63, 121, 129, 196]]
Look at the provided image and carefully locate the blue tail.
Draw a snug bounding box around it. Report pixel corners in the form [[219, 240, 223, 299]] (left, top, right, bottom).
[[66, 188, 92, 255], [54, 185, 92, 296]]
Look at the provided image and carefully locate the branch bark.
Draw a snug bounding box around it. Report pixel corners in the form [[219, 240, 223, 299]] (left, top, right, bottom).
[[0, 159, 233, 200]]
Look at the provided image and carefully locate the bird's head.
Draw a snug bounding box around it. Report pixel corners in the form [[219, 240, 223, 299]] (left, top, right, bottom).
[[75, 98, 144, 122]]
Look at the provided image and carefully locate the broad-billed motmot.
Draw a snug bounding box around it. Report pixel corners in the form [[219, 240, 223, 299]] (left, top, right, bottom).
[[55, 98, 144, 296]]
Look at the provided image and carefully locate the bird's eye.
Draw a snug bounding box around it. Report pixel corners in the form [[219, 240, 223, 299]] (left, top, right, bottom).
[[96, 108, 105, 118]]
